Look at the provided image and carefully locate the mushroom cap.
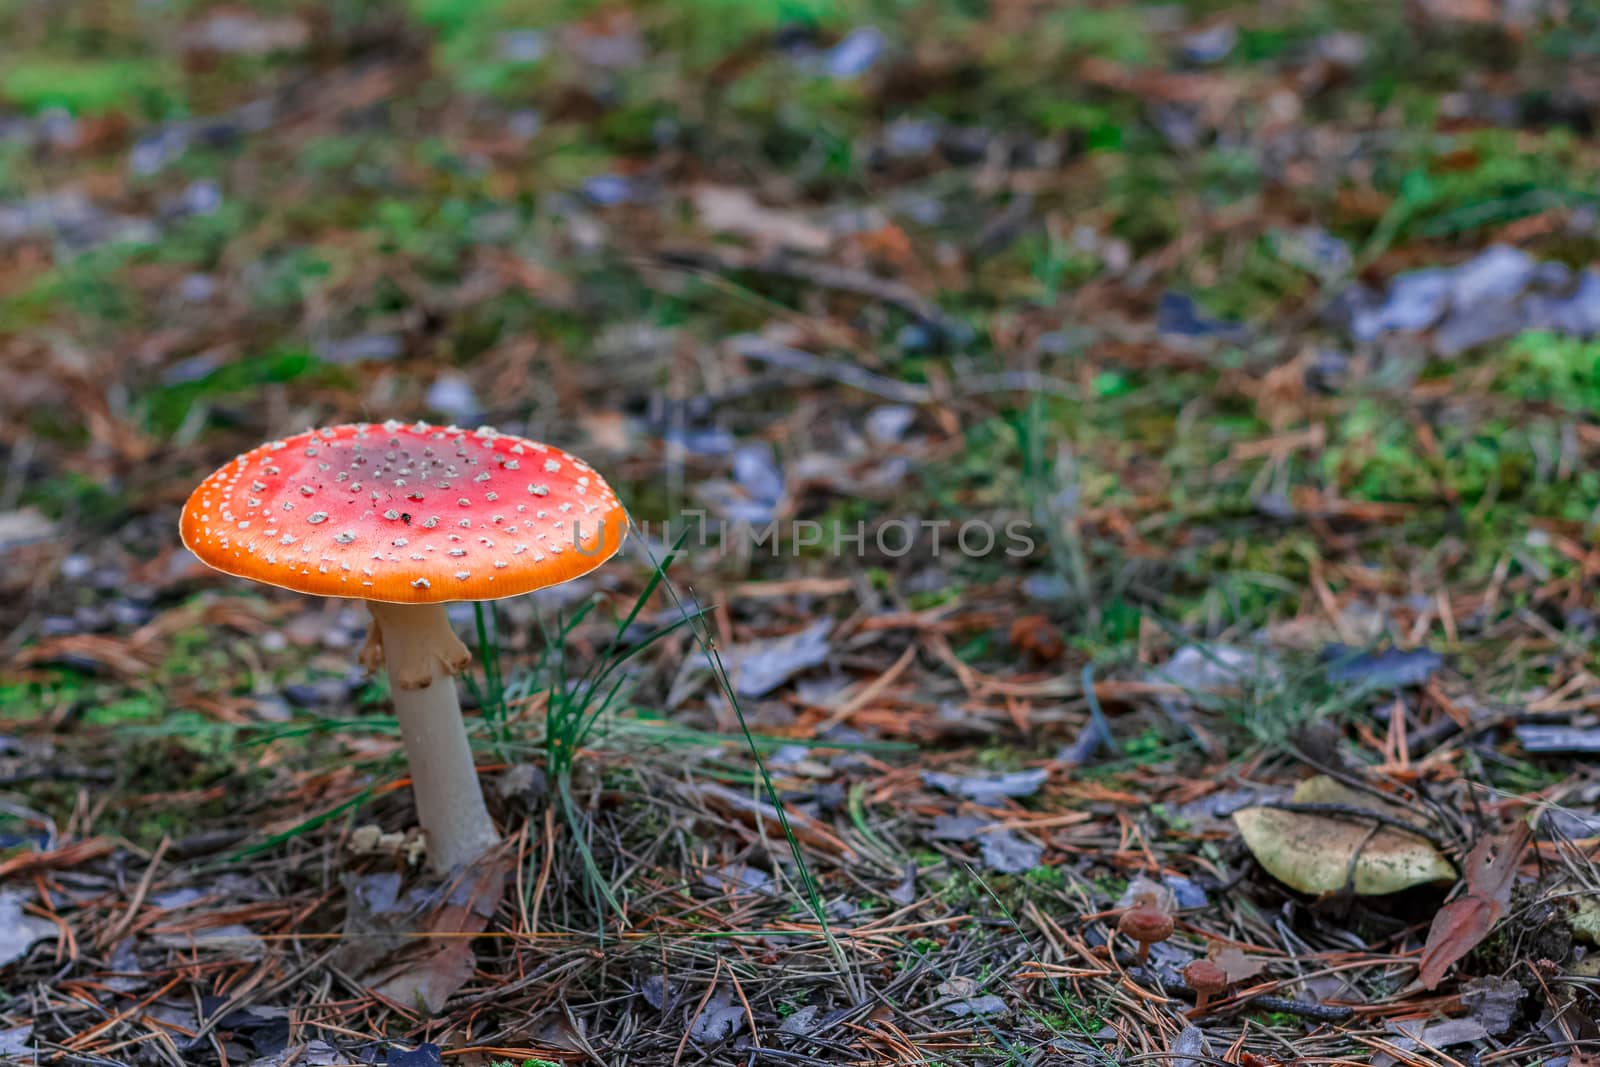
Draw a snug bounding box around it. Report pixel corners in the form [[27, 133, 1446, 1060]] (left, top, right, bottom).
[[1182, 958, 1228, 992], [181, 421, 627, 603], [1117, 906, 1175, 943]]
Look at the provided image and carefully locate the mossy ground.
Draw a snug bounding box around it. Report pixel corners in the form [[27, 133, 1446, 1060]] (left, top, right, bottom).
[[2, 0, 1598, 1063]]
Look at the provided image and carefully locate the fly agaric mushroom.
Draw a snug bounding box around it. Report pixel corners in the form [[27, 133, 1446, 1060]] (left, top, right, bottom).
[[180, 420, 627, 872], [1117, 897, 1175, 964], [1182, 958, 1229, 1013]]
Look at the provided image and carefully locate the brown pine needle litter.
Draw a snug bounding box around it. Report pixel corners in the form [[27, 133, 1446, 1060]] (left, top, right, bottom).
[[5, 1, 1600, 1064]]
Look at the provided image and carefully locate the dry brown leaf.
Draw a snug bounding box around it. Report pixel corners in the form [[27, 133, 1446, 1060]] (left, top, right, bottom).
[[334, 850, 511, 1014], [1209, 945, 1268, 984], [1418, 894, 1498, 989], [1418, 824, 1531, 989]]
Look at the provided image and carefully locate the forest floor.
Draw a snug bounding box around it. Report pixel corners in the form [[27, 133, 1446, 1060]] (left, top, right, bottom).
[[3, 1, 1600, 1065]]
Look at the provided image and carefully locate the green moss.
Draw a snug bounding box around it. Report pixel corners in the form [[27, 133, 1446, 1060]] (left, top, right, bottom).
[[139, 347, 343, 437], [84, 694, 163, 726], [0, 671, 90, 722], [1502, 332, 1600, 413], [1, 57, 177, 116]]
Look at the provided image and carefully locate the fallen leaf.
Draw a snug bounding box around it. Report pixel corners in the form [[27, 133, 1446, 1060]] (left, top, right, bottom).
[[1170, 1026, 1211, 1067], [1009, 615, 1064, 662], [689, 986, 744, 1043], [1418, 824, 1531, 988], [1325, 645, 1444, 689], [693, 185, 831, 254], [1233, 777, 1455, 896], [945, 994, 1008, 1017], [1290, 775, 1427, 823], [1460, 975, 1523, 1034], [1209, 945, 1268, 984], [670, 619, 832, 703], [978, 829, 1043, 873], [923, 768, 1048, 804], [0, 508, 55, 552], [1418, 895, 1498, 989], [0, 893, 56, 967], [1465, 822, 1531, 912], [388, 1044, 443, 1067], [181, 9, 310, 54], [1573, 894, 1600, 945], [333, 853, 511, 1013]]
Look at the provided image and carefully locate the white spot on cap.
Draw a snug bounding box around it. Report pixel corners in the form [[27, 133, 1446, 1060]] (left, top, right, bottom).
[[384, 509, 400, 520], [454, 571, 471, 580], [543, 459, 561, 473], [529, 484, 550, 496], [334, 531, 356, 544], [307, 512, 329, 524], [411, 577, 430, 589]]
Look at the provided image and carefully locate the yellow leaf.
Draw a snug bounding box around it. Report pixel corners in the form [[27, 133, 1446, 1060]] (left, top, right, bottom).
[[1233, 798, 1455, 897]]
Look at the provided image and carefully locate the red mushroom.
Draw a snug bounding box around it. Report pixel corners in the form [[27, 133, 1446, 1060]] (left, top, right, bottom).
[[181, 420, 627, 872]]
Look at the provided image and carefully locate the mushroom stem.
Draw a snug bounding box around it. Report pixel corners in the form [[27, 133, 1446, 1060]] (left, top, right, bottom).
[[366, 601, 500, 873]]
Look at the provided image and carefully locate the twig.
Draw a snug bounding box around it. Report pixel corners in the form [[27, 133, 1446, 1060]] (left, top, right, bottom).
[[98, 835, 169, 951], [659, 247, 953, 328], [1244, 995, 1355, 1023], [1259, 800, 1457, 861]]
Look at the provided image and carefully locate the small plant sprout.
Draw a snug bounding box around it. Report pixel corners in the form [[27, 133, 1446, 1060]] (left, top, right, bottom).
[[1117, 895, 1175, 964], [181, 420, 628, 873], [1183, 958, 1229, 1013]]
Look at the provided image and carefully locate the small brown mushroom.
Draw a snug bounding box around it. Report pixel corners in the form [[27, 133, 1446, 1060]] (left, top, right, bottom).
[[1117, 903, 1174, 963], [1183, 958, 1229, 1013]]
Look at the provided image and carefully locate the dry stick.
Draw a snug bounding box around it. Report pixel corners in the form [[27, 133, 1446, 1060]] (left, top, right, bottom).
[[1262, 799, 1457, 854], [1245, 995, 1355, 1022], [657, 247, 952, 328], [672, 957, 725, 1067], [529, 804, 556, 934], [63, 973, 185, 1050], [511, 820, 530, 938], [727, 964, 762, 1051], [98, 834, 169, 951], [186, 949, 341, 1048], [24, 888, 75, 965], [814, 642, 918, 732]]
